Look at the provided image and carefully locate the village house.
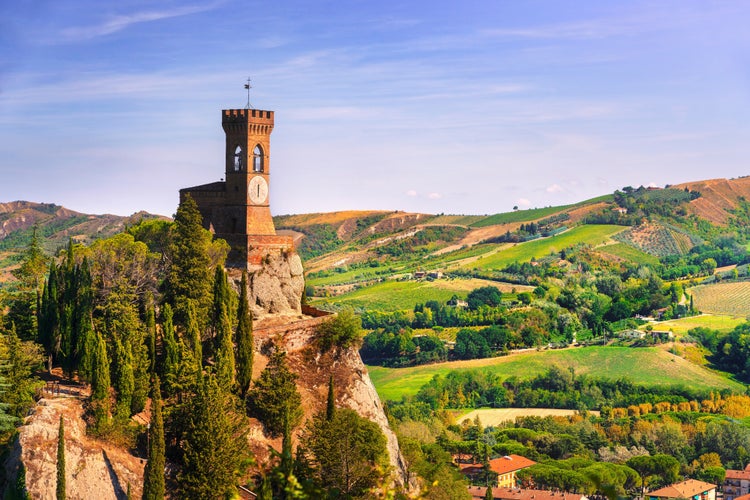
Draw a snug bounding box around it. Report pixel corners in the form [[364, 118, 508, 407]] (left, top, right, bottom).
[[467, 486, 588, 500], [725, 464, 750, 500], [648, 479, 716, 500], [459, 454, 537, 488]]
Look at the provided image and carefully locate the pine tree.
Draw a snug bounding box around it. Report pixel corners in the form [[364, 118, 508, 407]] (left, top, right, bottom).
[[179, 374, 249, 498], [326, 375, 335, 422], [142, 376, 165, 500], [56, 417, 66, 500], [91, 332, 111, 428], [235, 272, 253, 398]]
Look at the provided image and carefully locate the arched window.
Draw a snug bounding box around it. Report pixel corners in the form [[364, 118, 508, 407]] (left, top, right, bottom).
[[253, 145, 264, 172], [233, 145, 243, 171]]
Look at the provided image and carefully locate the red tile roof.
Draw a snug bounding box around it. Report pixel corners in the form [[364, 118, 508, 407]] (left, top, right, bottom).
[[648, 479, 716, 499], [726, 469, 750, 480], [468, 486, 586, 500], [459, 455, 537, 476]]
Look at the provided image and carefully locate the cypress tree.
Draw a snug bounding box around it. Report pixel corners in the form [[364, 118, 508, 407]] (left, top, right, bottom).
[[142, 376, 165, 500], [74, 259, 95, 383], [164, 195, 214, 327], [215, 309, 235, 391], [235, 272, 253, 398], [91, 332, 111, 427], [160, 304, 180, 396], [113, 338, 134, 420], [485, 484, 494, 500], [145, 300, 156, 375], [56, 417, 65, 500], [185, 300, 202, 368], [326, 375, 335, 422]]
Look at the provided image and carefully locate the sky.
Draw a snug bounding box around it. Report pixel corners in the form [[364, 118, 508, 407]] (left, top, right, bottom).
[[1, 1, 750, 218]]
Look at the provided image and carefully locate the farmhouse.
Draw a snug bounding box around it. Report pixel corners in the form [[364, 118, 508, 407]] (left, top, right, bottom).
[[467, 487, 588, 500], [648, 479, 716, 500], [724, 464, 750, 500], [459, 454, 536, 488]]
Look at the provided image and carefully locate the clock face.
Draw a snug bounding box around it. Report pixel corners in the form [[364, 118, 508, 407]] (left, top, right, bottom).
[[248, 176, 269, 205]]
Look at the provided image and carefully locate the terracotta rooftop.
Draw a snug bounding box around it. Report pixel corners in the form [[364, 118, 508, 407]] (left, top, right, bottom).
[[459, 454, 537, 476], [648, 479, 716, 498], [726, 468, 750, 480], [468, 486, 586, 500]]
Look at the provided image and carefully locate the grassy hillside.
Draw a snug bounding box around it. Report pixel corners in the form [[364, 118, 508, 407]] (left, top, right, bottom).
[[310, 278, 533, 312], [690, 281, 750, 317], [461, 224, 625, 271], [368, 345, 746, 402]]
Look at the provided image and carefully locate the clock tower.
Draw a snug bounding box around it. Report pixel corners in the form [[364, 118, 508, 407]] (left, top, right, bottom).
[[181, 108, 293, 269]]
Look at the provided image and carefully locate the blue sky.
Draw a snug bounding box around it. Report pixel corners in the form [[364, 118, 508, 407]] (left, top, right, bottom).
[[1, 1, 749, 217]]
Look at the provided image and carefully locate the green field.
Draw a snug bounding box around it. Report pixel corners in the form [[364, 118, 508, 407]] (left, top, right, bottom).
[[367, 345, 746, 401], [460, 225, 625, 271], [469, 195, 613, 228], [597, 242, 661, 266], [647, 314, 745, 335], [310, 278, 533, 312], [690, 281, 750, 317]]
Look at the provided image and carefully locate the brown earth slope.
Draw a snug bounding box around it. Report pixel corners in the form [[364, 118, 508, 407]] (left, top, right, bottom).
[[674, 177, 750, 225]]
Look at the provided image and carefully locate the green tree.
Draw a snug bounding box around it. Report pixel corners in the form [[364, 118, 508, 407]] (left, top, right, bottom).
[[160, 304, 180, 396], [143, 376, 165, 500], [112, 338, 134, 420], [304, 408, 388, 497], [235, 272, 253, 398], [315, 308, 363, 352], [248, 347, 303, 437], [215, 308, 235, 391], [164, 195, 223, 327], [326, 375, 335, 421], [91, 332, 111, 428], [179, 374, 250, 499], [185, 300, 202, 368], [56, 417, 66, 500], [2, 324, 44, 419]]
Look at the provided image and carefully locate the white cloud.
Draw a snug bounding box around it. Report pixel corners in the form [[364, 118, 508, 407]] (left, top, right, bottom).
[[517, 198, 531, 207], [60, 4, 220, 41], [406, 189, 417, 197], [546, 184, 563, 193]]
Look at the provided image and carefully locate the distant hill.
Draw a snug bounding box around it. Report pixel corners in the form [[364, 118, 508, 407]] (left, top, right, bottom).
[[673, 176, 750, 224], [0, 201, 168, 288], [0, 201, 168, 253]]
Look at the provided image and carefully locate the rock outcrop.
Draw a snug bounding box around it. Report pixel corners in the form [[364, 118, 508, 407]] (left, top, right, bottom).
[[237, 251, 305, 318], [5, 396, 144, 500]]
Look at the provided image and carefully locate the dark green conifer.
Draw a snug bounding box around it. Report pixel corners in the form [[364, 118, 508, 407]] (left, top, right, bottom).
[[326, 375, 336, 421], [185, 299, 202, 368], [247, 347, 302, 437], [215, 309, 235, 391], [145, 299, 156, 375], [179, 374, 249, 498], [142, 376, 165, 500], [91, 332, 111, 427], [235, 272, 253, 398], [113, 338, 134, 420], [164, 195, 214, 327], [56, 417, 65, 500], [160, 304, 180, 396]]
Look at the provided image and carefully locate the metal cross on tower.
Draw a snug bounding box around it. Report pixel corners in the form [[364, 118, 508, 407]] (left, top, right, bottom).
[[244, 78, 254, 109]]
